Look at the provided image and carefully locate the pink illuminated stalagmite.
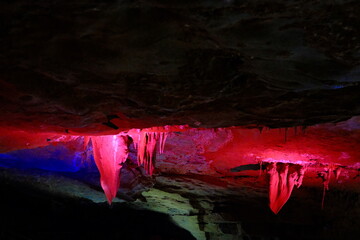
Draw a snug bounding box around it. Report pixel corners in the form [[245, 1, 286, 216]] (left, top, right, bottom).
[[91, 135, 129, 204], [267, 163, 305, 214]]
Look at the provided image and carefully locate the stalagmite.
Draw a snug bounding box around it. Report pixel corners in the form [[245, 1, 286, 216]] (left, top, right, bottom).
[[267, 163, 305, 214], [91, 135, 129, 204]]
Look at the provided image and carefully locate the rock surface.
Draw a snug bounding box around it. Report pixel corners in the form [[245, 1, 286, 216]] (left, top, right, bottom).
[[0, 1, 360, 239], [1, 118, 360, 239], [0, 0, 359, 131]]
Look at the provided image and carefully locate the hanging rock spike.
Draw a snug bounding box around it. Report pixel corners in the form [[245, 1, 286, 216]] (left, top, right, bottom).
[[267, 162, 306, 214], [91, 135, 129, 204], [89, 127, 171, 204], [321, 165, 341, 209], [136, 131, 168, 175], [334, 167, 342, 181]]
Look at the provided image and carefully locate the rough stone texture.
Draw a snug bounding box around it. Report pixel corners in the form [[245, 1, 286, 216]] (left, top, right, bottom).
[[151, 120, 360, 239], [0, 119, 360, 239], [8, 166, 357, 240], [0, 1, 360, 239], [0, 0, 359, 131], [0, 168, 196, 240]]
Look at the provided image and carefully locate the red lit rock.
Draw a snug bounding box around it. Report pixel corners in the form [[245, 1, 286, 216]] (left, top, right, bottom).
[[91, 135, 129, 204], [267, 163, 306, 214]]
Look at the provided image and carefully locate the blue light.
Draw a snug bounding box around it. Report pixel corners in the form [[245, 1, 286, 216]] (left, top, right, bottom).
[[0, 144, 83, 172], [331, 85, 345, 89]]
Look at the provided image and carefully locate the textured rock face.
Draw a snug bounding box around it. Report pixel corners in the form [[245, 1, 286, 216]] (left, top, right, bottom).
[[0, 0, 359, 131], [0, 1, 360, 239], [0, 118, 359, 239]]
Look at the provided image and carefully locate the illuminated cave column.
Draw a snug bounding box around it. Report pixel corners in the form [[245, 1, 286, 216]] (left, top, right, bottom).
[[267, 163, 305, 214], [91, 135, 129, 204]]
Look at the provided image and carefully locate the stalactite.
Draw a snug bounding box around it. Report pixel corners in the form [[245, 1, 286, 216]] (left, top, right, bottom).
[[83, 136, 90, 151], [295, 166, 306, 188], [138, 132, 156, 175], [91, 135, 129, 204], [87, 127, 170, 204], [258, 127, 263, 135], [129, 129, 141, 150], [302, 126, 307, 135], [158, 132, 167, 154], [267, 162, 306, 214], [321, 168, 331, 209], [334, 167, 342, 181], [321, 166, 341, 209], [136, 131, 168, 175], [259, 160, 263, 177]]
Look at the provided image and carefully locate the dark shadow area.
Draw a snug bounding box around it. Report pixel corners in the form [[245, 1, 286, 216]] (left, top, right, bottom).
[[212, 188, 360, 240], [230, 163, 264, 172], [0, 173, 195, 240]]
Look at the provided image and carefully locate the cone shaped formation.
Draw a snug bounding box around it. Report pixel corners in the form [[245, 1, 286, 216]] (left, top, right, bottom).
[[135, 131, 167, 175], [91, 135, 129, 204], [90, 128, 169, 204], [127, 128, 168, 175], [321, 166, 342, 209], [267, 163, 305, 214]]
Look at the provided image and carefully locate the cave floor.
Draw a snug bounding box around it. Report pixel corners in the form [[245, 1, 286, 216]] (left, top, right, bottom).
[[1, 167, 359, 240]]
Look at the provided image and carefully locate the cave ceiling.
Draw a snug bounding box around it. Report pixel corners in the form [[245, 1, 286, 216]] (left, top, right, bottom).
[[0, 0, 359, 132]]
